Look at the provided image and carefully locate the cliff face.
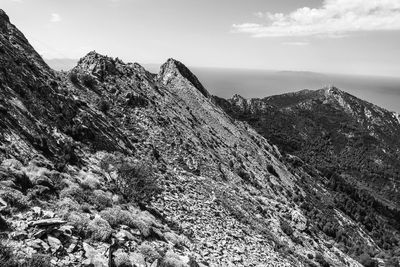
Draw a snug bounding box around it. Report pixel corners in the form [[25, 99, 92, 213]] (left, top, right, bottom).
[[0, 9, 392, 267]]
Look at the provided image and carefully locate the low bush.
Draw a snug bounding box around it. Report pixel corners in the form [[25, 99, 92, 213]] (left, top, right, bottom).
[[0, 189, 29, 211], [125, 93, 148, 108], [116, 163, 160, 204], [0, 242, 51, 267], [80, 73, 97, 89], [68, 71, 79, 85], [0, 241, 16, 267], [23, 254, 51, 267], [267, 164, 279, 178], [280, 219, 294, 236], [97, 99, 110, 114], [59, 184, 87, 204], [67, 212, 90, 238], [87, 217, 113, 242], [0, 215, 8, 231], [100, 206, 135, 228], [358, 253, 378, 267], [90, 190, 113, 211], [315, 253, 330, 267], [137, 243, 161, 263]]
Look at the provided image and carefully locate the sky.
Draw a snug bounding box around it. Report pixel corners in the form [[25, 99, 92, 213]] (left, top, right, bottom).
[[2, 0, 400, 77]]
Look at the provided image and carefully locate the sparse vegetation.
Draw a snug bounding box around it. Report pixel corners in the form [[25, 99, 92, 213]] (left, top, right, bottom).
[[280, 219, 294, 236], [68, 71, 79, 85], [267, 164, 279, 178], [97, 98, 110, 113], [87, 217, 113, 242], [0, 242, 51, 267], [0, 215, 8, 231], [116, 162, 160, 204], [80, 73, 97, 89], [0, 189, 29, 211], [100, 206, 134, 228]]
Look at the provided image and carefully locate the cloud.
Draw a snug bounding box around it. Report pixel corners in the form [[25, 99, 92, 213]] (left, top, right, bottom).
[[50, 13, 61, 23], [282, 42, 309, 46], [233, 0, 400, 38]]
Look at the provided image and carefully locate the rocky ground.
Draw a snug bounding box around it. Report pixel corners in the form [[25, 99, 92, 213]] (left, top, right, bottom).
[[0, 9, 383, 267]]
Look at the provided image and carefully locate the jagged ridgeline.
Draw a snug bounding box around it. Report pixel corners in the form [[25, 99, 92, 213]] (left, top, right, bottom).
[[0, 9, 396, 267]]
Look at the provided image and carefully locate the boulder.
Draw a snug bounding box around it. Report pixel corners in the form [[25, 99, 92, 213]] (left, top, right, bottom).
[[129, 252, 146, 267], [82, 242, 108, 267], [291, 210, 307, 231], [47, 235, 62, 253]]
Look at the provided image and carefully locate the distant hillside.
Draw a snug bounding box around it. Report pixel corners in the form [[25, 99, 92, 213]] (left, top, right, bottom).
[[215, 87, 400, 265]]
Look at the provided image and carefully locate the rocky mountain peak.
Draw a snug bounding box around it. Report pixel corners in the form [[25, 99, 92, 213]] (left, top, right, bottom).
[[229, 94, 248, 110], [0, 9, 9, 23], [158, 58, 210, 97], [74, 51, 120, 79], [321, 86, 344, 97]]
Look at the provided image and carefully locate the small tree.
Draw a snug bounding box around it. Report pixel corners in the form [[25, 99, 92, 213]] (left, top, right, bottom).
[[116, 163, 161, 204], [68, 71, 79, 85]]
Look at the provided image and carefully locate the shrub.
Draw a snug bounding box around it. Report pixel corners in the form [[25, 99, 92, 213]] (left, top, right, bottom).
[[0, 242, 16, 267], [137, 243, 161, 263], [69, 71, 79, 85], [59, 184, 87, 204], [87, 217, 113, 242], [280, 219, 294, 236], [114, 251, 131, 267], [0, 242, 51, 267], [90, 190, 113, 211], [237, 168, 251, 182], [315, 253, 330, 267], [99, 154, 117, 180], [0, 215, 8, 231], [67, 212, 90, 238], [80, 73, 97, 89], [100, 206, 133, 228], [267, 164, 279, 178], [80, 175, 100, 190], [359, 253, 378, 267], [23, 254, 51, 267], [56, 197, 81, 216], [97, 99, 110, 114], [0, 189, 29, 211], [116, 163, 160, 203], [125, 93, 148, 108]]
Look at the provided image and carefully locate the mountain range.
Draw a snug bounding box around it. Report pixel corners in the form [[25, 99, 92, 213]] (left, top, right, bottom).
[[0, 9, 399, 267]]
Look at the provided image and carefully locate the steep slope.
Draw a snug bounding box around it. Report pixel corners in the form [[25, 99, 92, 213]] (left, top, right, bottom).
[[0, 9, 388, 267], [215, 86, 400, 265]]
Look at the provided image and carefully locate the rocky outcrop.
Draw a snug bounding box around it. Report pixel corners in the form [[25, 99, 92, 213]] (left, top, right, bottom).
[[158, 58, 210, 98]]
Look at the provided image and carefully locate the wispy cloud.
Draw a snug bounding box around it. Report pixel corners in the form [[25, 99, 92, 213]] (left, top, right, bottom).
[[233, 0, 400, 38], [50, 13, 61, 23], [282, 42, 309, 46]]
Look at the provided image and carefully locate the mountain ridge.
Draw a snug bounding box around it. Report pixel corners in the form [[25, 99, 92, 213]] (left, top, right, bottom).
[[215, 86, 400, 265], [0, 9, 398, 267]]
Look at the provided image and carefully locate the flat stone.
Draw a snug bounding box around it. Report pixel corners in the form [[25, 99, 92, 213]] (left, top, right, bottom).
[[30, 218, 66, 227], [11, 231, 28, 240]]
